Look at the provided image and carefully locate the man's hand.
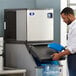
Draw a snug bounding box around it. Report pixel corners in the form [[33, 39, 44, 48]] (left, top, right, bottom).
[[52, 49, 71, 60], [52, 53, 61, 60]]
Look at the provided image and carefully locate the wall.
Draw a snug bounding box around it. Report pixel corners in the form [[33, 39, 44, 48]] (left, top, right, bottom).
[[60, 0, 68, 76], [36, 0, 60, 43], [0, 0, 36, 36]]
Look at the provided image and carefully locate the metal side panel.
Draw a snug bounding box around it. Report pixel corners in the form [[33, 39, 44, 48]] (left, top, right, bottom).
[[16, 10, 27, 41], [5, 43, 37, 76]]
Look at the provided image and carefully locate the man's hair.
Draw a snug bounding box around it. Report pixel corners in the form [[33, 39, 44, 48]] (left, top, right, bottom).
[[60, 7, 74, 15]]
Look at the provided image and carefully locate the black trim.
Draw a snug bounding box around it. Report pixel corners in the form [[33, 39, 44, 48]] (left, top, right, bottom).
[[0, 54, 3, 56], [5, 40, 26, 44]]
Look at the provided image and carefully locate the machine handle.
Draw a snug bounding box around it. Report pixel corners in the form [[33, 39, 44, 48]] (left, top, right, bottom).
[[4, 22, 6, 30]]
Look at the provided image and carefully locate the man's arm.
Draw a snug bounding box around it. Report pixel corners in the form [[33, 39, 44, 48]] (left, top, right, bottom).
[[52, 49, 71, 60]]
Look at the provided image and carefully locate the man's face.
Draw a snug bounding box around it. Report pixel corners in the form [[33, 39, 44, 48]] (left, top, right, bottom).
[[61, 13, 72, 25]]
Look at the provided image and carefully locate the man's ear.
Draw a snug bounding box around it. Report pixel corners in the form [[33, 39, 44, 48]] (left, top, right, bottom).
[[67, 14, 73, 19], [68, 14, 73, 17]]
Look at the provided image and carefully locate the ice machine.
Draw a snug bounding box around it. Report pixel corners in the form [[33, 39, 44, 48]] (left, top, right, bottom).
[[4, 9, 57, 76]]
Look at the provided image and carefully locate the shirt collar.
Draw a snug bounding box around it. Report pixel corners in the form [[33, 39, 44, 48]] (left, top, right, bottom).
[[69, 19, 76, 28]]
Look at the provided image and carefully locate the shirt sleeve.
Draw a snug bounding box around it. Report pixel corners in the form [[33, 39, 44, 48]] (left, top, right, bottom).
[[67, 26, 76, 54]]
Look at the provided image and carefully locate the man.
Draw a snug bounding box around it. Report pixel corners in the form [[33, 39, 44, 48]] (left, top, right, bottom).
[[52, 7, 76, 76]]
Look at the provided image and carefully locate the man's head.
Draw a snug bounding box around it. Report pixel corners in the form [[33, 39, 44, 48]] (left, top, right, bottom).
[[61, 7, 75, 25]]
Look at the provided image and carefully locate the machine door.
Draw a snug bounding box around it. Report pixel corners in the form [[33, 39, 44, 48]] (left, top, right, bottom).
[[28, 45, 56, 62], [27, 9, 54, 41]]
